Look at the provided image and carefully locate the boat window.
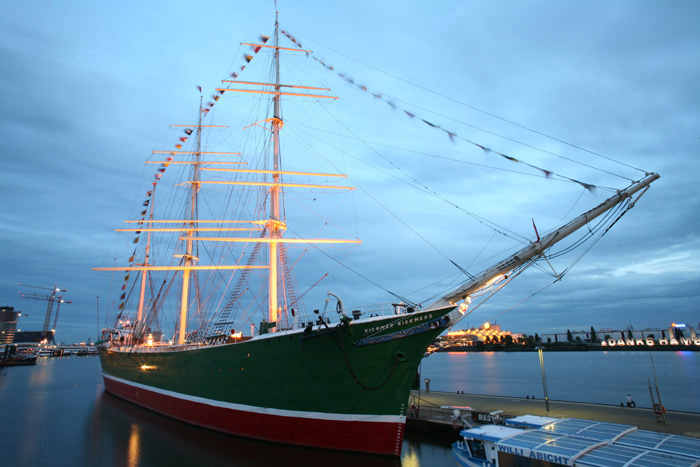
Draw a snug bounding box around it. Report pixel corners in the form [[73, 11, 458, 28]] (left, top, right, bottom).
[[467, 439, 487, 460]]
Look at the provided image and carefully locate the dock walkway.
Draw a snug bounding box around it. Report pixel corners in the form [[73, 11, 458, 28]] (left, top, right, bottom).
[[407, 391, 700, 439]]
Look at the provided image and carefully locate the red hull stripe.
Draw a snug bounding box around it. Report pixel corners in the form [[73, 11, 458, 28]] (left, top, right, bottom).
[[105, 374, 403, 423], [103, 375, 406, 456]]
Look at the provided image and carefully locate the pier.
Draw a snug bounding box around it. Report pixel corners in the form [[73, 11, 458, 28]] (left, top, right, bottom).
[[2, 342, 98, 357], [407, 390, 700, 439]]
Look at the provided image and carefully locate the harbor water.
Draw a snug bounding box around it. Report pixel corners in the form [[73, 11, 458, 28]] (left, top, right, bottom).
[[1, 351, 697, 466], [419, 350, 699, 412]]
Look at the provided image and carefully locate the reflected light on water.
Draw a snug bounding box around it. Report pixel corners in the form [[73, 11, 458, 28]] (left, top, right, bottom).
[[401, 443, 420, 467], [128, 423, 141, 467]]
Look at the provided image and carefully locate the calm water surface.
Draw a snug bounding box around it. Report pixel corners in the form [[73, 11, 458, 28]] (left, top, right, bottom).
[[2, 351, 696, 466], [0, 357, 451, 467], [420, 350, 699, 412]]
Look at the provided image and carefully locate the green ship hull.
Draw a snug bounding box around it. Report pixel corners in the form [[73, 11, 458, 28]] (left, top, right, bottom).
[[99, 305, 459, 455]]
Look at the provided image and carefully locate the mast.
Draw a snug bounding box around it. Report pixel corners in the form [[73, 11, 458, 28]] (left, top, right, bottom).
[[177, 97, 203, 345], [135, 181, 156, 337], [431, 173, 660, 309], [267, 11, 283, 326]]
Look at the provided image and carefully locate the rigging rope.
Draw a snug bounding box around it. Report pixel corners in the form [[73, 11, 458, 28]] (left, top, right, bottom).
[[280, 27, 647, 175]]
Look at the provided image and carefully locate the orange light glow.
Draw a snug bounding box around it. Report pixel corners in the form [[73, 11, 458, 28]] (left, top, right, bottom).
[[238, 43, 312, 53], [93, 265, 268, 271], [123, 220, 267, 224], [216, 88, 338, 100], [151, 150, 241, 155], [201, 168, 346, 178], [187, 237, 361, 245], [485, 275, 506, 287], [196, 181, 355, 190], [221, 80, 329, 91], [145, 161, 246, 165], [115, 227, 262, 232]]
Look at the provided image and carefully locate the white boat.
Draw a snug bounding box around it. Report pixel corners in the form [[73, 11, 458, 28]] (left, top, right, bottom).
[[453, 417, 700, 467]]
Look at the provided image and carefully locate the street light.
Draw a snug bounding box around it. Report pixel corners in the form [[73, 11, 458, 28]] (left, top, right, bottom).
[[537, 339, 550, 412]]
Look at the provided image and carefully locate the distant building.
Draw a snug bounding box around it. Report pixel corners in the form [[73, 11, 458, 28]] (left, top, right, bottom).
[[0, 306, 21, 344], [442, 323, 522, 347], [14, 330, 55, 345]]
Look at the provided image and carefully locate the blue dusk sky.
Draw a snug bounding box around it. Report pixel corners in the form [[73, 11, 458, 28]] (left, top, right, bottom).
[[1, 1, 698, 344]]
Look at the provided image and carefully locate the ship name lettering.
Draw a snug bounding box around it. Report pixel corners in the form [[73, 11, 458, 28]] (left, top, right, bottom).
[[498, 446, 525, 456], [363, 314, 435, 335], [529, 451, 568, 464]]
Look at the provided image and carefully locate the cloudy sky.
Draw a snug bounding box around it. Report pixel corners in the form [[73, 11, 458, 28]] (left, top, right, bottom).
[[2, 1, 698, 344]]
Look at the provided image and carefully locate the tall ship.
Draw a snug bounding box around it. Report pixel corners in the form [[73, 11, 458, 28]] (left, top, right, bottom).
[[94, 13, 659, 456]]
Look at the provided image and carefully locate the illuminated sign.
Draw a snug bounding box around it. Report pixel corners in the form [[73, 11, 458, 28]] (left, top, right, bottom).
[[601, 337, 700, 347]]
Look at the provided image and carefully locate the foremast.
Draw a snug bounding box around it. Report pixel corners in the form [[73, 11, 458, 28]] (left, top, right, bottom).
[[430, 173, 660, 310]]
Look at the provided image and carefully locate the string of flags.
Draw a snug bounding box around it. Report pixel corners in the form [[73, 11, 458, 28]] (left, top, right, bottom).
[[280, 29, 596, 192], [117, 35, 273, 312]]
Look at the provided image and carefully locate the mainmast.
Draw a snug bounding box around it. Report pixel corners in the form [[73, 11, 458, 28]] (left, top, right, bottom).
[[267, 12, 283, 326], [177, 97, 204, 344]]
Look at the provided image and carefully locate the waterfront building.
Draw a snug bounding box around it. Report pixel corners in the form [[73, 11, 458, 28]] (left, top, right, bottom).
[[0, 306, 21, 345], [441, 323, 522, 348]]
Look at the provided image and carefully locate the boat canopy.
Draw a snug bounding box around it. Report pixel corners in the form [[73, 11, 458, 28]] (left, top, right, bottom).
[[538, 418, 637, 442], [615, 430, 700, 459], [575, 443, 699, 467], [505, 417, 700, 460], [460, 418, 700, 467]]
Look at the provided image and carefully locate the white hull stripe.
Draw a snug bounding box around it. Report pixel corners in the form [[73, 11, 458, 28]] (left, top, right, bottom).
[[105, 374, 405, 424]]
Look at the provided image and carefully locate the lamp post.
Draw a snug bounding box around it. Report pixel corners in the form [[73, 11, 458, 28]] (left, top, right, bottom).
[[537, 339, 550, 412]]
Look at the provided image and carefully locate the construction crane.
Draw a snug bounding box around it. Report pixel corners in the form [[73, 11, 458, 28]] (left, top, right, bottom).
[[18, 283, 71, 341]]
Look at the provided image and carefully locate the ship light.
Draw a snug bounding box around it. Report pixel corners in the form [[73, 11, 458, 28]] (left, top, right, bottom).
[[230, 332, 243, 338], [486, 275, 506, 287], [458, 303, 468, 314], [140, 364, 156, 371], [147, 334, 153, 346], [483, 322, 491, 330]]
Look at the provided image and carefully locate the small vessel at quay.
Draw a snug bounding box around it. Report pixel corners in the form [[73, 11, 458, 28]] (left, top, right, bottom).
[[452, 416, 700, 467], [0, 346, 37, 367], [94, 12, 659, 456]]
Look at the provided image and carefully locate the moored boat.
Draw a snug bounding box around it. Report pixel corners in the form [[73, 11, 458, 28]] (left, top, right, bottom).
[[453, 417, 700, 467], [0, 345, 37, 367]]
